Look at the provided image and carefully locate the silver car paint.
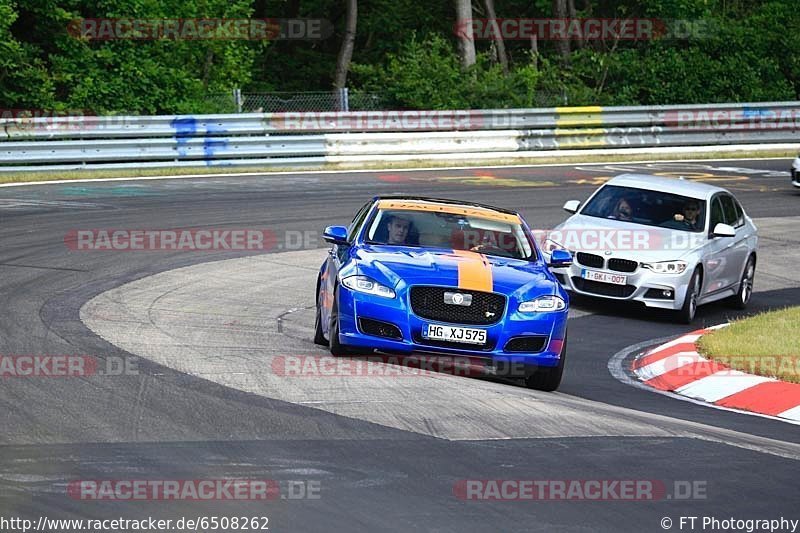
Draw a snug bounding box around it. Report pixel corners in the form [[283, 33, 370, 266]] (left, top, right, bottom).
[[548, 174, 759, 312]]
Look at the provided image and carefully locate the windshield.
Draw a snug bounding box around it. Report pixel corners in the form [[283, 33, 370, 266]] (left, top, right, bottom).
[[365, 208, 535, 260], [581, 185, 706, 232]]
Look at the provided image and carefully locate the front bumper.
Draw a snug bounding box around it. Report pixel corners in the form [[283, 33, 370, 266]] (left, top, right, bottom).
[[792, 157, 800, 188], [552, 260, 694, 310], [336, 286, 568, 371]]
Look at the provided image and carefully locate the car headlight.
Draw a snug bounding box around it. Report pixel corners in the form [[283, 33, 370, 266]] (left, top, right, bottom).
[[518, 295, 567, 313], [341, 275, 396, 298], [641, 261, 687, 274]]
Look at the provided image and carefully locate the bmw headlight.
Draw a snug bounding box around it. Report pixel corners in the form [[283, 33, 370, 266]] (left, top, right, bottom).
[[518, 295, 567, 313], [341, 275, 396, 298], [641, 261, 687, 274]]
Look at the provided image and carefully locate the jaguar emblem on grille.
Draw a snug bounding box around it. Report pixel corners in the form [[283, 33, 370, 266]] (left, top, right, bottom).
[[485, 311, 495, 318], [444, 291, 472, 306]]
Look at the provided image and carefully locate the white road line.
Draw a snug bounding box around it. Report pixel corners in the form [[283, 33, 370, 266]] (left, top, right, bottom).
[[0, 154, 794, 188]]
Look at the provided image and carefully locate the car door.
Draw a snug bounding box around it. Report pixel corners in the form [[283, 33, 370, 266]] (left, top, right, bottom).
[[702, 194, 745, 297], [320, 200, 374, 334], [701, 195, 731, 296], [719, 193, 750, 289]]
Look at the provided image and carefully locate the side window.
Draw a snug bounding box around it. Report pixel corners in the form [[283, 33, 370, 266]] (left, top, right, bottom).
[[732, 198, 745, 227], [347, 201, 374, 240], [709, 197, 724, 229], [719, 195, 739, 228]]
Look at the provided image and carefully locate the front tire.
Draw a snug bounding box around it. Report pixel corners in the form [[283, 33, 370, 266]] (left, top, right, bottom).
[[313, 276, 328, 346], [676, 268, 701, 324], [328, 286, 369, 356], [729, 256, 755, 310], [525, 338, 566, 392]]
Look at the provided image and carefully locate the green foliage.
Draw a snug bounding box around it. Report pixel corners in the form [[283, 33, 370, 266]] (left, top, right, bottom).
[[1, 0, 258, 114], [0, 0, 55, 108], [349, 0, 800, 109], [351, 33, 541, 109], [565, 1, 799, 105], [0, 0, 798, 112]]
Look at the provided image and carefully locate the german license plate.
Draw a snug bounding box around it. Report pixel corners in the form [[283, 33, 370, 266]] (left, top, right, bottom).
[[582, 269, 627, 285], [424, 324, 487, 345]]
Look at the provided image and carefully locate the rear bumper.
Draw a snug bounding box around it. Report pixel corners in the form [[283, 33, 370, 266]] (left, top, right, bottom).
[[336, 286, 568, 370]]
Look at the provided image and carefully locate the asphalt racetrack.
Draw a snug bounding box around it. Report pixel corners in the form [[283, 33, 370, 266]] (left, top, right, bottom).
[[1, 159, 798, 532]]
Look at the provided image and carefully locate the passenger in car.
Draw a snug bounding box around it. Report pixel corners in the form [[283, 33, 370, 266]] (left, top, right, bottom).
[[673, 200, 702, 230], [612, 197, 635, 221]]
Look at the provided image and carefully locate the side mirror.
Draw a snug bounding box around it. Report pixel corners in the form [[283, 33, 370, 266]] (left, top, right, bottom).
[[563, 200, 581, 214], [323, 225, 349, 245], [548, 249, 573, 268], [711, 223, 735, 238]]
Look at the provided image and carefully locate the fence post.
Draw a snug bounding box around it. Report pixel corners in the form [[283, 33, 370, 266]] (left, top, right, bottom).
[[337, 87, 349, 112], [233, 88, 243, 113]]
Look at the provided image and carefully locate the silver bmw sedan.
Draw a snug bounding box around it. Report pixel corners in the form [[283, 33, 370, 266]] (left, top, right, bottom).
[[544, 174, 758, 323]]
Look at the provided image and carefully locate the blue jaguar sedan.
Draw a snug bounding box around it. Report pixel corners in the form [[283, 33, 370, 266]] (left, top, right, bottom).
[[313, 196, 572, 391]]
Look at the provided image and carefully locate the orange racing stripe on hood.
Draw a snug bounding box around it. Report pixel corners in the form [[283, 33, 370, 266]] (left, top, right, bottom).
[[453, 250, 493, 292]]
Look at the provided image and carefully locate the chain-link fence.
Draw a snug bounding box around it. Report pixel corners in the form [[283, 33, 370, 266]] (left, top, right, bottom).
[[244, 91, 385, 112], [204, 87, 569, 113], [205, 89, 386, 113]]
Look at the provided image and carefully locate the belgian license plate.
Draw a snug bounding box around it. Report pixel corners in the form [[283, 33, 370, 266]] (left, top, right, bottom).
[[582, 269, 627, 285], [424, 324, 487, 345]]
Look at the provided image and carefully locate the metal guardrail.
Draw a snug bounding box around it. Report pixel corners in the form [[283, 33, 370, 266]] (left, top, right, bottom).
[[1, 102, 798, 171]]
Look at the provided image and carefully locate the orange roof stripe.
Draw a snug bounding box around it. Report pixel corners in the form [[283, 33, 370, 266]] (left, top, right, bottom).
[[377, 199, 519, 224]]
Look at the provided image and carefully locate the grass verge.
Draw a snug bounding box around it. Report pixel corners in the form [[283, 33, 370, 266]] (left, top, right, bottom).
[[0, 147, 795, 185], [697, 307, 800, 384]]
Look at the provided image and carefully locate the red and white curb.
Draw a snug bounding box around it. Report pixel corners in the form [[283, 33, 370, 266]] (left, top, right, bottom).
[[631, 325, 800, 423]]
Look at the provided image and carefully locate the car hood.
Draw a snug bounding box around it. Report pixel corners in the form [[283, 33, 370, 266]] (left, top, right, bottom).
[[550, 214, 704, 262], [354, 245, 556, 296]]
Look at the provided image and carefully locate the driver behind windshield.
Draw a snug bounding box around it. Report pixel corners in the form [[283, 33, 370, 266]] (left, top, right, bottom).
[[673, 200, 702, 230], [386, 214, 412, 245], [368, 209, 532, 259]]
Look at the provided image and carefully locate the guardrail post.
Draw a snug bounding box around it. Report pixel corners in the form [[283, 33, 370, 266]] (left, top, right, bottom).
[[233, 88, 243, 113]]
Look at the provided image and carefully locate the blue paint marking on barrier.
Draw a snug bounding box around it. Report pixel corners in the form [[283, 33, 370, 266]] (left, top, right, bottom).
[[203, 139, 229, 164], [742, 107, 773, 119], [171, 117, 197, 158], [203, 124, 229, 165]]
